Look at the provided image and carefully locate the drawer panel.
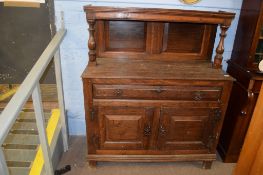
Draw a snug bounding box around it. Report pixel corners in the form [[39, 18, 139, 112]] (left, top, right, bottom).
[[93, 84, 222, 101]]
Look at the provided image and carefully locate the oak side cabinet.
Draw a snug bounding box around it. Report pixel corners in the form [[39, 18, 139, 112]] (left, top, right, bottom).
[[218, 0, 263, 163]]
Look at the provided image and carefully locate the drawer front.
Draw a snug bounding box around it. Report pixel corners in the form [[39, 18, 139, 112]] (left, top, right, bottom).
[[93, 84, 222, 101]]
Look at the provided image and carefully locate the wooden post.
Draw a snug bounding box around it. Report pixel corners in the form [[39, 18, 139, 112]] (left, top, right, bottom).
[[213, 25, 229, 69], [88, 20, 96, 64]]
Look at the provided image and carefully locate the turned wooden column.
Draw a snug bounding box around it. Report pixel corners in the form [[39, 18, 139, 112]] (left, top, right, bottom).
[[213, 25, 229, 69], [88, 19, 96, 64]]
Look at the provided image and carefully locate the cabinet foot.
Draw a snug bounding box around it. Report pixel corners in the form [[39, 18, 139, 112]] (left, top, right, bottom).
[[89, 161, 97, 168], [202, 161, 212, 169]]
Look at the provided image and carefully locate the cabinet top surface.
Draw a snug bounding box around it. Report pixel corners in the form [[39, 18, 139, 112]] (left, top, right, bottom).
[[84, 6, 235, 24], [82, 58, 234, 81]]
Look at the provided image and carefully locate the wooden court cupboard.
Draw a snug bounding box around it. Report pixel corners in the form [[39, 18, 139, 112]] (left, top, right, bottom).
[[82, 6, 235, 169]]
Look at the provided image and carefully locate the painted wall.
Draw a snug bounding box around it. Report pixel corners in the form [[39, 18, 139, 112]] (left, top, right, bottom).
[[54, 0, 243, 135]]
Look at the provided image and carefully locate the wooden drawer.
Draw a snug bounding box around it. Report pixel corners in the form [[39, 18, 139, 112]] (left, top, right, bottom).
[[93, 84, 222, 101]]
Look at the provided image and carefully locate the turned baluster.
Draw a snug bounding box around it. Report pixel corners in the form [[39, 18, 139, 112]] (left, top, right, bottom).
[[213, 25, 229, 69], [87, 19, 96, 64]]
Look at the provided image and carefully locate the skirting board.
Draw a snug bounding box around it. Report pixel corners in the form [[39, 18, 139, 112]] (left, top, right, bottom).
[[87, 154, 217, 162]]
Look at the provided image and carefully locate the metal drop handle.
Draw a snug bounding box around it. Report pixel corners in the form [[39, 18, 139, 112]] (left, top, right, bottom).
[[194, 91, 203, 101], [155, 87, 164, 93], [144, 124, 151, 136], [114, 89, 123, 96], [159, 125, 166, 136]]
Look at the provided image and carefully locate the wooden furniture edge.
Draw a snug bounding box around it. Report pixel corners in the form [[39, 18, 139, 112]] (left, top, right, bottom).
[[83, 5, 235, 22], [234, 85, 263, 175], [87, 154, 217, 162]]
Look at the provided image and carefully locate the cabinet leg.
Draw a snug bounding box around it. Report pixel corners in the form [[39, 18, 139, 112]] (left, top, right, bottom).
[[202, 161, 212, 169], [89, 161, 97, 168]]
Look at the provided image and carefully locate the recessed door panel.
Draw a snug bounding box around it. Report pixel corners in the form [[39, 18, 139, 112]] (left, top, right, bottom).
[[166, 116, 207, 141], [98, 106, 153, 150], [105, 115, 142, 141], [158, 107, 219, 151]]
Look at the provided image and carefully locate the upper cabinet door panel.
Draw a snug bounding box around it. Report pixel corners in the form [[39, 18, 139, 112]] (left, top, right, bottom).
[[162, 23, 217, 60], [97, 20, 147, 53], [163, 23, 204, 53], [98, 106, 153, 150], [105, 21, 146, 52]]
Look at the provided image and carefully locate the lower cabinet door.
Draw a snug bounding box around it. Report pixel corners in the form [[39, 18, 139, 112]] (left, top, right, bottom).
[[158, 107, 220, 152], [98, 106, 154, 150]]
